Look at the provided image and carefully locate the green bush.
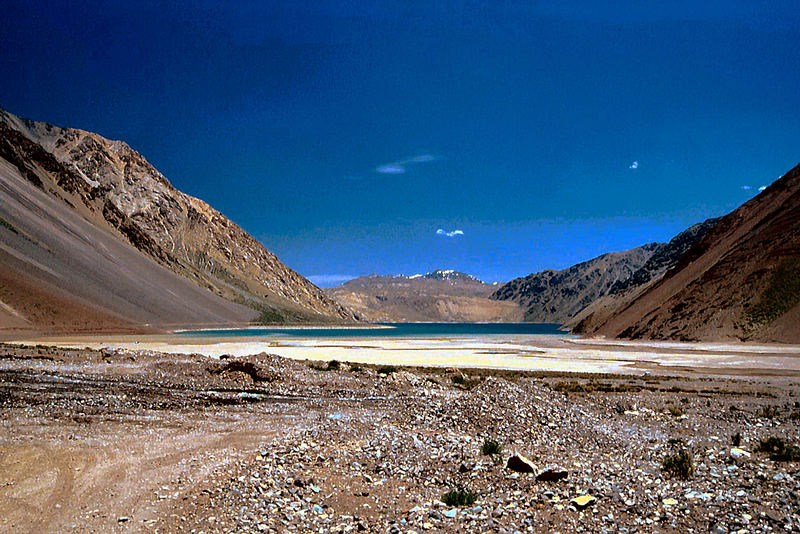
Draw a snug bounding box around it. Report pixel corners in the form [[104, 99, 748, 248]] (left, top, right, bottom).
[[481, 439, 502, 456], [662, 450, 694, 479], [442, 487, 477, 507]]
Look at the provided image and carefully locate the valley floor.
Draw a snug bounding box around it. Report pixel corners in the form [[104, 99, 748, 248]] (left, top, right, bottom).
[[14, 333, 800, 377], [1, 343, 800, 533]]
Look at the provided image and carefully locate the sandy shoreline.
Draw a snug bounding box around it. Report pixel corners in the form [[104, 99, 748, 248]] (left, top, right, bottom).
[[12, 333, 800, 378]]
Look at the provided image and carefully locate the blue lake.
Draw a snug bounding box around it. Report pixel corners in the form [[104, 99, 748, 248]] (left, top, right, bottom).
[[177, 322, 565, 339]]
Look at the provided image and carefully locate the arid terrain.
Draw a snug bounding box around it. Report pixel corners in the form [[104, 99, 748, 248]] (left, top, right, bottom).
[[2, 342, 800, 533], [0, 108, 355, 333], [578, 163, 800, 344], [328, 271, 523, 323]]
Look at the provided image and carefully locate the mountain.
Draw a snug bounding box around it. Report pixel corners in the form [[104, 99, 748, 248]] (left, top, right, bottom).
[[491, 244, 662, 323], [579, 163, 800, 343], [416, 269, 481, 282], [328, 271, 523, 322], [0, 108, 355, 332], [569, 218, 719, 331]]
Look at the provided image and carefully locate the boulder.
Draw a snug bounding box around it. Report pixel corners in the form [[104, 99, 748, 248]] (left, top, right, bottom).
[[506, 453, 536, 473], [570, 495, 597, 510], [536, 467, 568, 482]]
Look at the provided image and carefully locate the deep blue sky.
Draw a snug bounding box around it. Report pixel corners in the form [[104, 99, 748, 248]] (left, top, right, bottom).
[[2, 1, 799, 285]]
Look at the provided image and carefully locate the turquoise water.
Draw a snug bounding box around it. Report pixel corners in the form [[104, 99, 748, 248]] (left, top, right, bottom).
[[177, 322, 565, 339]]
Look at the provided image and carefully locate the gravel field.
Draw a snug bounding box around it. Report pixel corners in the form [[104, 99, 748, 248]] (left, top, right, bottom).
[[1, 343, 799, 533]]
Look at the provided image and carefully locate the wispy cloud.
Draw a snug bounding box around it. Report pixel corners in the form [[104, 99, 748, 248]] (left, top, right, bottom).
[[436, 228, 464, 238], [758, 185, 767, 192], [375, 164, 406, 174], [629, 161, 639, 169], [741, 185, 752, 190], [307, 274, 355, 287], [376, 154, 438, 175]]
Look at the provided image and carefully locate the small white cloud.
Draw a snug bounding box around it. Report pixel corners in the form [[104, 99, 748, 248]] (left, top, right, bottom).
[[758, 185, 767, 192], [436, 229, 464, 238], [376, 164, 406, 174], [629, 161, 639, 169], [375, 154, 437, 175], [741, 185, 752, 191]]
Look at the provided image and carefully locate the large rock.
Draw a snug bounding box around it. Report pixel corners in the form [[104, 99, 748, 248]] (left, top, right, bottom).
[[506, 453, 536, 473], [570, 495, 597, 510], [536, 467, 568, 482]]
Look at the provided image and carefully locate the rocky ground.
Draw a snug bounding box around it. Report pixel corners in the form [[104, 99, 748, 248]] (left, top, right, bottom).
[[1, 343, 799, 533]]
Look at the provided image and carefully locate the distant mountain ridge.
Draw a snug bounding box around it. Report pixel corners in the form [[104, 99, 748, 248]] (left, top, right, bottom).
[[416, 269, 482, 282], [491, 244, 662, 323], [0, 108, 355, 331], [570, 218, 719, 332], [328, 270, 522, 322]]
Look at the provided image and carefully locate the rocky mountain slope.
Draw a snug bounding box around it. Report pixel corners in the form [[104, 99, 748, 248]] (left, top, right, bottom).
[[569, 218, 719, 331], [0, 108, 354, 331], [328, 271, 523, 322], [580, 162, 800, 343], [491, 244, 662, 323]]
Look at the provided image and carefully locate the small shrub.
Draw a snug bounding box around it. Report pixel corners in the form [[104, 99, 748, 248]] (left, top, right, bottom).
[[757, 436, 800, 461], [662, 450, 694, 479], [349, 363, 362, 373], [481, 439, 502, 456], [377, 365, 398, 375], [442, 487, 477, 507], [759, 405, 779, 419], [667, 438, 685, 446], [757, 436, 786, 454], [452, 374, 480, 390], [668, 405, 684, 417], [310, 359, 342, 372], [732, 432, 742, 447], [772, 445, 800, 462]]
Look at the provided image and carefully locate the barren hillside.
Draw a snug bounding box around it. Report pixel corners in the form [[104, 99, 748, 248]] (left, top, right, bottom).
[[0, 108, 356, 332]]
